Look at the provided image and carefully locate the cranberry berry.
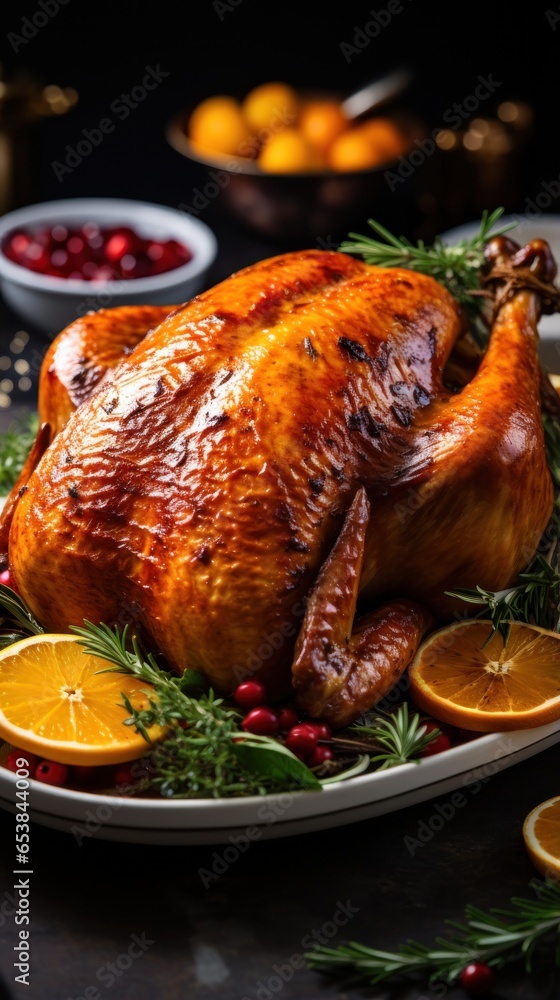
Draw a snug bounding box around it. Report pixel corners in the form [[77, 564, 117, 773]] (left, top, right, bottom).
[[241, 706, 280, 736], [458, 961, 496, 996], [234, 680, 267, 710], [34, 760, 69, 786]]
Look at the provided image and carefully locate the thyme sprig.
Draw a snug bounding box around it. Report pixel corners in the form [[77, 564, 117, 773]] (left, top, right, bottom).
[[70, 620, 324, 798], [305, 879, 560, 987], [339, 207, 517, 343], [346, 702, 440, 769]]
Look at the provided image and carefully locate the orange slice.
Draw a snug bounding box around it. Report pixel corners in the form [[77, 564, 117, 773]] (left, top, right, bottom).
[[0, 633, 166, 765], [523, 796, 560, 878], [408, 619, 560, 731]]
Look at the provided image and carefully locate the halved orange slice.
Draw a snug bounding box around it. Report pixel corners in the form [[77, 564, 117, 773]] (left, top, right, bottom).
[[523, 796, 560, 878], [408, 619, 560, 731], [0, 633, 166, 765]]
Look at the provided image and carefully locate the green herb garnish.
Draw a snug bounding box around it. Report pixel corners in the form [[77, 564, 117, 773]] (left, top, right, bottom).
[[346, 702, 440, 769], [70, 620, 326, 798], [0, 411, 39, 494], [339, 207, 517, 343], [305, 879, 560, 987]]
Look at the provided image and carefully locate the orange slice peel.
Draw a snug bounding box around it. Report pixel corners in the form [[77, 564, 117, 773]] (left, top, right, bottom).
[[523, 796, 560, 879], [408, 619, 560, 732], [0, 633, 166, 765]]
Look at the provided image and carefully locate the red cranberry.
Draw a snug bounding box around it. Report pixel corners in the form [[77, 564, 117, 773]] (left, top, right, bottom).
[[276, 706, 299, 731], [113, 763, 139, 787], [420, 721, 452, 757], [305, 721, 332, 741], [458, 962, 496, 996], [34, 760, 69, 786], [234, 681, 268, 710], [5, 750, 39, 773], [241, 706, 279, 736], [309, 745, 334, 767], [285, 724, 318, 760]]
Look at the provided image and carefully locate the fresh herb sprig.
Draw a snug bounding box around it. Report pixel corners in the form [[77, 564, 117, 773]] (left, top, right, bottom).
[[0, 410, 39, 493], [0, 582, 44, 649], [447, 415, 560, 643], [344, 702, 440, 769], [70, 620, 327, 798], [305, 879, 560, 987], [339, 207, 517, 343]]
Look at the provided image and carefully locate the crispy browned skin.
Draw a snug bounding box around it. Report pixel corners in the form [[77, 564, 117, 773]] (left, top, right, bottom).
[[7, 246, 555, 719], [39, 304, 174, 440], [9, 250, 465, 701], [292, 488, 434, 727]]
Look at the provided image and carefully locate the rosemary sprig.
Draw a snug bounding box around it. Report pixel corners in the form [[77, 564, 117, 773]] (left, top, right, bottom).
[[305, 879, 560, 987], [339, 207, 517, 343], [70, 620, 325, 798], [346, 702, 440, 769], [447, 554, 560, 646], [0, 582, 44, 648], [0, 410, 39, 493]]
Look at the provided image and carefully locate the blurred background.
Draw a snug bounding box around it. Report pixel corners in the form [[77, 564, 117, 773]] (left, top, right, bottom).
[[0, 0, 558, 414]]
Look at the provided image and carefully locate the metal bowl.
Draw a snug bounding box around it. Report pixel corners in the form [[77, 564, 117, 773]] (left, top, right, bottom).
[[165, 101, 426, 243]]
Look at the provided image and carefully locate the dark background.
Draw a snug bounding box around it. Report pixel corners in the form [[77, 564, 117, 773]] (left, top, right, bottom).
[[1, 0, 559, 252], [1, 4, 560, 999]]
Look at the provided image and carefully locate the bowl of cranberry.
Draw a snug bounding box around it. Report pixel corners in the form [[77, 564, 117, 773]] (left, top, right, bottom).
[[0, 197, 218, 336]]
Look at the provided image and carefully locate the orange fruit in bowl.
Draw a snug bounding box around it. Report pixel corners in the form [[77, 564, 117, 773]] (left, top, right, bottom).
[[298, 99, 349, 156], [0, 633, 166, 765], [354, 116, 409, 160], [408, 619, 560, 732], [257, 128, 325, 173], [188, 95, 251, 157], [326, 126, 387, 172], [241, 81, 300, 135], [523, 796, 560, 879]]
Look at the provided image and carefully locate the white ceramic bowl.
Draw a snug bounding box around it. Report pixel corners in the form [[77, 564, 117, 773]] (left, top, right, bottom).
[[0, 197, 218, 337]]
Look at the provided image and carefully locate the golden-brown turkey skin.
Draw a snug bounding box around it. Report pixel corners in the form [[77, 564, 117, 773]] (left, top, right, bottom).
[[9, 250, 464, 700], [360, 289, 554, 618], [39, 304, 174, 440]]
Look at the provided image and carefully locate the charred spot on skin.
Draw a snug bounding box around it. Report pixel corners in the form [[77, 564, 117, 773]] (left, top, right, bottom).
[[217, 369, 234, 385], [275, 502, 293, 523], [71, 369, 87, 384], [153, 378, 164, 398], [373, 343, 389, 373], [347, 406, 383, 437], [195, 546, 212, 565], [287, 538, 310, 553], [391, 404, 413, 428], [206, 412, 230, 428], [18, 485, 28, 498], [309, 477, 324, 495], [390, 382, 408, 397], [102, 397, 118, 415], [338, 338, 372, 363], [413, 384, 431, 406], [68, 485, 79, 499], [428, 327, 437, 355], [303, 337, 318, 360]]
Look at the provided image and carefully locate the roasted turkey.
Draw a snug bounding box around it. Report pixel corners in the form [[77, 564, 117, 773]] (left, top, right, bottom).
[[1, 235, 558, 727]]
